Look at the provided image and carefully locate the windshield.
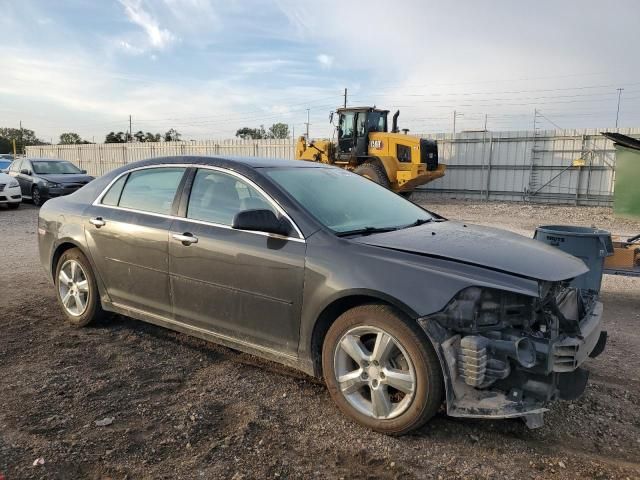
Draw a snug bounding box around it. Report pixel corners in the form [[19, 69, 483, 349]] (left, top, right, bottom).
[[0, 160, 11, 170], [264, 167, 433, 234], [32, 161, 83, 175]]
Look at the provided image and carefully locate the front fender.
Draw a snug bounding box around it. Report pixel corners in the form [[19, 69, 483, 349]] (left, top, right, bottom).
[[297, 231, 540, 370]]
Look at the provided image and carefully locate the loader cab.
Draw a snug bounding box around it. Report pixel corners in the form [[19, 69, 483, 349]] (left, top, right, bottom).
[[336, 107, 389, 160]]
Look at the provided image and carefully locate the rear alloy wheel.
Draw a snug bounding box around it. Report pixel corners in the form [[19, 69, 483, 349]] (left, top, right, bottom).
[[32, 185, 44, 207], [354, 162, 390, 189], [55, 248, 106, 327], [323, 304, 443, 435]]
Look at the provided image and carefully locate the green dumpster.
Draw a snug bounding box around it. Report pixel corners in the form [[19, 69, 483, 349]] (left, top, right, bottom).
[[602, 133, 640, 220], [614, 144, 640, 219]]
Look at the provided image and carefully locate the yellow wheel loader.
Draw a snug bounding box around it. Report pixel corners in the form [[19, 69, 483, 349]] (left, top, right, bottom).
[[295, 107, 446, 194]]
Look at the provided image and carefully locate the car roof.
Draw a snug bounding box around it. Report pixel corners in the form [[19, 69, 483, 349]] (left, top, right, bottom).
[[26, 158, 71, 162], [122, 155, 330, 170]]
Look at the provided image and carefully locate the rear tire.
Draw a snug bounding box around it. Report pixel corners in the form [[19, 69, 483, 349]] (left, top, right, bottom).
[[354, 162, 391, 189], [322, 304, 443, 435], [7, 202, 20, 209], [54, 248, 106, 327]]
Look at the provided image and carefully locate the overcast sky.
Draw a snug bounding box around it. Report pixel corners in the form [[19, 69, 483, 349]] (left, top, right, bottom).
[[1, 0, 639, 142]]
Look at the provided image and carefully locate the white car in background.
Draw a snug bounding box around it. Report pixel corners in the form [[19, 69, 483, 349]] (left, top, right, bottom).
[[0, 171, 22, 209]]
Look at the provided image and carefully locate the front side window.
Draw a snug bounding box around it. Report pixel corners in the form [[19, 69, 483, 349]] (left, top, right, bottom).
[[32, 161, 82, 175], [117, 167, 186, 215], [264, 167, 432, 234], [187, 169, 275, 226]]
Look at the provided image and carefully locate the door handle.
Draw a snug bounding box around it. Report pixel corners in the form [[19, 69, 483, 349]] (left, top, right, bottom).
[[89, 217, 106, 228], [173, 232, 198, 245]]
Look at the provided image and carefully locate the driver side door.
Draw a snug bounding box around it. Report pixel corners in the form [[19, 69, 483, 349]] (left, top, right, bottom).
[[168, 167, 306, 355]]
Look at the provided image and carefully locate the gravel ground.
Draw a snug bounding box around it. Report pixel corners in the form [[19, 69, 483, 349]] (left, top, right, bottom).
[[1, 200, 639, 480]]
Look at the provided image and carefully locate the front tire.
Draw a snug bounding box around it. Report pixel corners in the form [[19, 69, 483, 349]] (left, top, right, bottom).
[[55, 248, 106, 327], [32, 185, 45, 207], [322, 304, 443, 435]]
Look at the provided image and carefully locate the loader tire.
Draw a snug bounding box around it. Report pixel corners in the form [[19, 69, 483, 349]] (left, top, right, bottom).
[[354, 162, 391, 189]]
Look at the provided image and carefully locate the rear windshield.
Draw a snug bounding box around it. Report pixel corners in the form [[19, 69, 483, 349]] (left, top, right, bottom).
[[32, 161, 83, 175]]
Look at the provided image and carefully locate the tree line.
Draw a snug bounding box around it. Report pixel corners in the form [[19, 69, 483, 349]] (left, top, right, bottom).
[[235, 123, 289, 139], [0, 121, 291, 154]]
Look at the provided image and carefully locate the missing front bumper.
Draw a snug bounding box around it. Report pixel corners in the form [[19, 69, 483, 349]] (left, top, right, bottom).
[[418, 301, 606, 429]]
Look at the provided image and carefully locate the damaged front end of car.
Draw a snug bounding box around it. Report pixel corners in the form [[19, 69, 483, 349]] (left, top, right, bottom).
[[418, 282, 607, 428]]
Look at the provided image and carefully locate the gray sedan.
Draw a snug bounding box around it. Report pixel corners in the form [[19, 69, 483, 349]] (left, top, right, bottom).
[[38, 156, 606, 434]]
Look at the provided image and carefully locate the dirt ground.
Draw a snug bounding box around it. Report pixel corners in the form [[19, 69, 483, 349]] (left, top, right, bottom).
[[1, 199, 639, 480]]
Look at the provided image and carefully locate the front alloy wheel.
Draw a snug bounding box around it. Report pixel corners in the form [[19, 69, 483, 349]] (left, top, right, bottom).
[[334, 326, 416, 420], [323, 304, 443, 435]]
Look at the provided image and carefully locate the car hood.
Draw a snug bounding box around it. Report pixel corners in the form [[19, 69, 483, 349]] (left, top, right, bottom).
[[38, 173, 94, 184], [0, 172, 14, 183], [351, 221, 588, 282]]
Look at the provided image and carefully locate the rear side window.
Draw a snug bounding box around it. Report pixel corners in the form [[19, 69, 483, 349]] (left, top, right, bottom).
[[117, 167, 186, 215], [101, 174, 129, 206], [187, 169, 275, 225]]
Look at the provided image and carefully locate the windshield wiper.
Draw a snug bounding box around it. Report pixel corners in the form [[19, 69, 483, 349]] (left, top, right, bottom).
[[335, 226, 401, 237], [403, 218, 433, 229]]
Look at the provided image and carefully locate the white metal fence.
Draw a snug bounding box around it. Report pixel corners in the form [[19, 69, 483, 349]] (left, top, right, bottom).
[[26, 128, 640, 206]]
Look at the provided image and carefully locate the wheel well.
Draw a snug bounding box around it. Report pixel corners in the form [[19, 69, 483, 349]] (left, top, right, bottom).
[[51, 242, 79, 277], [310, 295, 408, 378]]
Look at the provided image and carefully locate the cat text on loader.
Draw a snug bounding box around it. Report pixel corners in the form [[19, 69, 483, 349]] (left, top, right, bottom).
[[294, 106, 445, 193]]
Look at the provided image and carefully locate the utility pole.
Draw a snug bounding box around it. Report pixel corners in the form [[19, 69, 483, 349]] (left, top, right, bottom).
[[615, 88, 624, 128], [483, 114, 488, 132], [19, 120, 23, 154], [343, 88, 347, 108], [291, 124, 295, 141], [129, 115, 132, 142], [305, 109, 310, 138]]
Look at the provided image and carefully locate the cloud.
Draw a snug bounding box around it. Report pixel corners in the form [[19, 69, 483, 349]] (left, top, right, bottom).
[[0, 45, 340, 141], [118, 0, 176, 50], [317, 54, 334, 69], [118, 40, 145, 55]]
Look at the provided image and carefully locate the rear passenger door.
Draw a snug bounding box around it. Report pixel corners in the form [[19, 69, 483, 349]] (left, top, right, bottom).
[[84, 166, 187, 317], [168, 167, 306, 355]]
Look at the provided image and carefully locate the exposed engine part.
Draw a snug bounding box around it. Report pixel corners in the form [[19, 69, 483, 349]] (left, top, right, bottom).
[[524, 413, 545, 429], [458, 336, 488, 386], [418, 282, 606, 430], [458, 334, 535, 387]]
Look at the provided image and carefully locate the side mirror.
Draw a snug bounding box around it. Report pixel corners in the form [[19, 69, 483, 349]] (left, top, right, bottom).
[[81, 169, 87, 174], [20, 168, 30, 175], [329, 111, 334, 124], [232, 209, 292, 237]]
